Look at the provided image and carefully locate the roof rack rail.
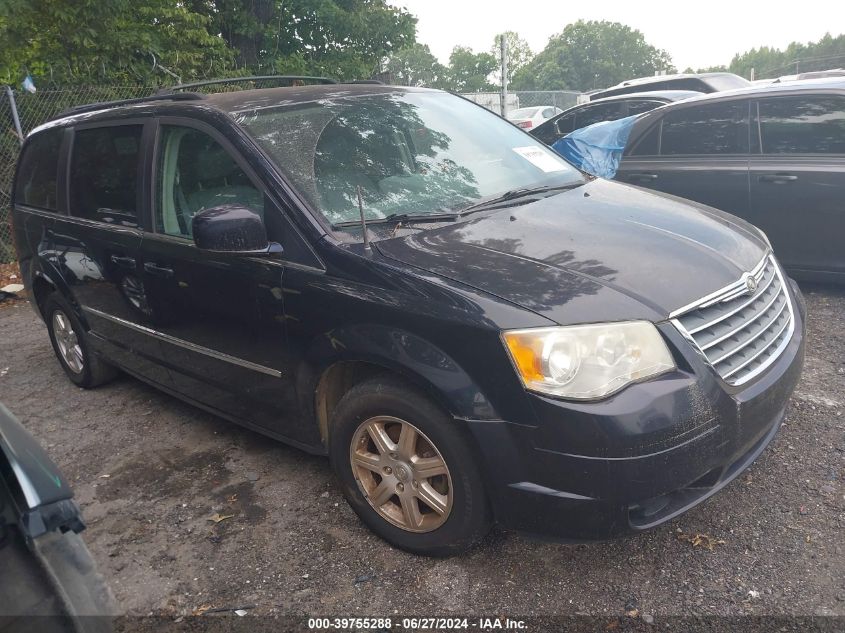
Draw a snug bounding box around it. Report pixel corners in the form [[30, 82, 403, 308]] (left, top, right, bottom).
[[160, 75, 338, 93], [345, 79, 385, 85], [56, 92, 204, 119]]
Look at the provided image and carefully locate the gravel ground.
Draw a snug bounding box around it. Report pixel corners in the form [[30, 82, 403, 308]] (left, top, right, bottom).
[[0, 285, 843, 622]]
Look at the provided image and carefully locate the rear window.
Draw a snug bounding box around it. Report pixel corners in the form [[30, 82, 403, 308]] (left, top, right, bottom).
[[660, 101, 749, 155], [758, 96, 845, 154], [14, 129, 62, 211], [70, 125, 143, 226]]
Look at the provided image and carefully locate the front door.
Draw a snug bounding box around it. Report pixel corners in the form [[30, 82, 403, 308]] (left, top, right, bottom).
[[617, 100, 751, 218], [748, 94, 845, 276], [138, 121, 303, 439]]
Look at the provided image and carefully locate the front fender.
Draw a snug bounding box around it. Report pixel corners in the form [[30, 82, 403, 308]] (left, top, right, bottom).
[[0, 403, 84, 539], [298, 323, 501, 423]]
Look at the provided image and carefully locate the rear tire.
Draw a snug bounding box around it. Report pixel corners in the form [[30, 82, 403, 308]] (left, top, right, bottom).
[[329, 376, 492, 556], [44, 293, 118, 388]]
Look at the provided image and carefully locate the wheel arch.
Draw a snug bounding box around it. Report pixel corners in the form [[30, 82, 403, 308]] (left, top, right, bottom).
[[299, 324, 501, 447]]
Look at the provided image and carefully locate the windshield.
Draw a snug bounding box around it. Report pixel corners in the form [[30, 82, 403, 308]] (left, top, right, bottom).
[[508, 107, 541, 119], [235, 91, 583, 225]]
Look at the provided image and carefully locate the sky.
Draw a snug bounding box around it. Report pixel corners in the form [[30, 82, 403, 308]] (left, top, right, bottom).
[[389, 0, 845, 73]]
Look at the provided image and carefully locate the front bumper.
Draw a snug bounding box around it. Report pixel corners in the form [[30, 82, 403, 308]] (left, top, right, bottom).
[[466, 280, 806, 541]]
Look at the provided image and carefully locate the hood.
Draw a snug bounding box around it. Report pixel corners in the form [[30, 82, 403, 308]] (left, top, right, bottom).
[[375, 179, 768, 325]]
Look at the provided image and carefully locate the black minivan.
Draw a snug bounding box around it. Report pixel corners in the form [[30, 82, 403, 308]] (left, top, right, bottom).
[[12, 81, 805, 555]]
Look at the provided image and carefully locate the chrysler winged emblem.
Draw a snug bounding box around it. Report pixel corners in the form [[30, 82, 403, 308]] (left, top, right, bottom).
[[744, 273, 758, 295]]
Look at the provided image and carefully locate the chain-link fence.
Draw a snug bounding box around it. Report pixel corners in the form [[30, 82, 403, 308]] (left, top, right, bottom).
[[0, 85, 153, 262], [461, 90, 581, 117]]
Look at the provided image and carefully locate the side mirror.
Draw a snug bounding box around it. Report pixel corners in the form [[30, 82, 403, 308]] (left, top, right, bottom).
[[192, 205, 282, 256]]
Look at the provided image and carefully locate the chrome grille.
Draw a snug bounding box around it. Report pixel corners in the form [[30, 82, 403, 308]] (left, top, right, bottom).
[[671, 254, 794, 386]]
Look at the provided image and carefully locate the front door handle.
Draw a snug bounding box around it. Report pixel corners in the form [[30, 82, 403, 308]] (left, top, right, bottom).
[[759, 173, 798, 183], [110, 255, 136, 269], [143, 262, 174, 278], [628, 172, 658, 182]]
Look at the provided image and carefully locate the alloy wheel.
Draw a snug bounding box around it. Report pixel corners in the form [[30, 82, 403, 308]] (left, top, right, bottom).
[[350, 416, 453, 533], [52, 310, 84, 374]]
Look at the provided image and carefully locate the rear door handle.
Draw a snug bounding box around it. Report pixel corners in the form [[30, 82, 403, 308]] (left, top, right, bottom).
[[143, 262, 174, 278], [759, 174, 798, 183], [110, 255, 136, 269], [628, 173, 658, 181]]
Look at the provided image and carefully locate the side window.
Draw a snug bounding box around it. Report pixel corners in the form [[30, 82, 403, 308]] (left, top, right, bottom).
[[574, 103, 626, 129], [626, 123, 661, 156], [625, 100, 665, 116], [758, 96, 845, 154], [70, 125, 143, 226], [14, 129, 62, 211], [156, 125, 264, 238], [660, 101, 748, 155], [542, 107, 555, 119]]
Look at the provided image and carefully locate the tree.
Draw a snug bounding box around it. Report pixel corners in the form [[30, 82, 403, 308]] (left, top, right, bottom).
[[442, 46, 497, 92], [491, 31, 534, 79], [383, 43, 446, 87], [511, 20, 673, 91], [188, 0, 418, 80], [0, 0, 231, 85], [0, 0, 418, 85], [692, 33, 845, 79]]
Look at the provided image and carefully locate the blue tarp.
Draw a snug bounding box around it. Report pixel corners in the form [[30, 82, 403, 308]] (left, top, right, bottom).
[[551, 115, 639, 179]]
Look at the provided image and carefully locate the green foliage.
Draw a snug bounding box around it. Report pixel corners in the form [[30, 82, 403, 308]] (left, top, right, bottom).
[[442, 46, 497, 92], [0, 0, 417, 85], [693, 33, 845, 79], [511, 20, 673, 91], [382, 43, 447, 87], [190, 0, 417, 81], [0, 0, 231, 85], [491, 32, 534, 77]]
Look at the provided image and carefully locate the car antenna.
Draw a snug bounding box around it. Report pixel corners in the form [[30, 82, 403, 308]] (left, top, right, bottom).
[[356, 185, 372, 253]]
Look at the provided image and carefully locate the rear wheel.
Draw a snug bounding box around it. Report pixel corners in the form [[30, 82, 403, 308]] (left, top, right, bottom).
[[44, 293, 118, 388], [329, 377, 491, 556]]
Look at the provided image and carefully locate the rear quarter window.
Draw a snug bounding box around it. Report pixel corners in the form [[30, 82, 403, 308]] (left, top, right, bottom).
[[14, 129, 63, 210], [758, 95, 845, 154]]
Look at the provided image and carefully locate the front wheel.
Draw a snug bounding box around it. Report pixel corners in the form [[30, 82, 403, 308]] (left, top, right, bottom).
[[329, 377, 492, 556]]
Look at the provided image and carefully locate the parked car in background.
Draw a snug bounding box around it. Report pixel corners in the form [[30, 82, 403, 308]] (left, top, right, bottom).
[[616, 78, 845, 283], [772, 69, 845, 83], [531, 90, 701, 146], [590, 72, 750, 101], [0, 403, 115, 630], [13, 81, 805, 555], [506, 105, 563, 130]]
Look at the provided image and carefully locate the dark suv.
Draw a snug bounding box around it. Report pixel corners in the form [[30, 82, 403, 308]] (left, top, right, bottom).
[[616, 78, 845, 282], [531, 90, 701, 146], [12, 81, 805, 555]]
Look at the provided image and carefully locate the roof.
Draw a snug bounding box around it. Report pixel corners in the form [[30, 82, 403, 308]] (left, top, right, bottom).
[[30, 83, 434, 135], [589, 90, 703, 104], [204, 83, 432, 113], [658, 76, 845, 106], [615, 72, 747, 87]]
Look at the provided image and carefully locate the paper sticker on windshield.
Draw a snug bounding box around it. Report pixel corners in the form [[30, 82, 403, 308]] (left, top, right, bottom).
[[512, 146, 567, 172]]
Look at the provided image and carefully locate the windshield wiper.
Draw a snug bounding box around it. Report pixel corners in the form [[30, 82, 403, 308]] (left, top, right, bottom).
[[332, 212, 460, 229], [458, 182, 584, 214]]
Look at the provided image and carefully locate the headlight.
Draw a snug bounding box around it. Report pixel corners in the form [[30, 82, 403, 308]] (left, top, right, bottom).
[[502, 321, 675, 400]]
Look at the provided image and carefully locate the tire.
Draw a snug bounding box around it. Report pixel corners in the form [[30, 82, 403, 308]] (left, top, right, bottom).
[[329, 376, 492, 556], [0, 487, 116, 632], [43, 292, 118, 389]]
